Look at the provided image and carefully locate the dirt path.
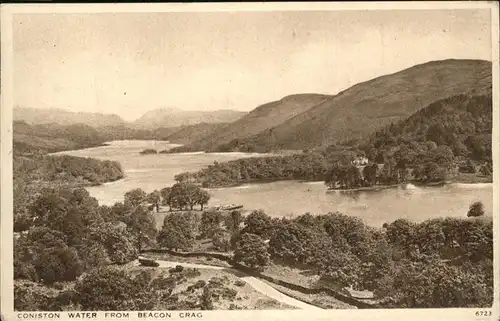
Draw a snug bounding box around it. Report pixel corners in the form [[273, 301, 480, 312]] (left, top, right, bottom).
[[137, 258, 321, 310], [240, 276, 321, 310]]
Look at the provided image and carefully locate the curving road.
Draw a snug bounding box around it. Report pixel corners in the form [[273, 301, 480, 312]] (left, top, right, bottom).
[[239, 276, 321, 310], [136, 258, 321, 310]]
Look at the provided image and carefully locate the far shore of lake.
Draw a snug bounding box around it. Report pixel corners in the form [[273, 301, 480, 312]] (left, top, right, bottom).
[[203, 174, 493, 192]]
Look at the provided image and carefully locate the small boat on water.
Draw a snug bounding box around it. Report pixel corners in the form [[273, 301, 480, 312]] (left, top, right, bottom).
[[213, 204, 244, 211], [222, 204, 243, 210]]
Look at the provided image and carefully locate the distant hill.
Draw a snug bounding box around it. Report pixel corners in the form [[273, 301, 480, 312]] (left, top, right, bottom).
[[131, 108, 246, 129], [94, 125, 179, 141], [170, 94, 331, 152], [184, 90, 493, 189], [164, 122, 229, 145], [213, 59, 492, 152], [12, 106, 242, 148], [14, 59, 492, 155], [13, 121, 108, 155], [14, 107, 125, 128], [12, 121, 186, 155]]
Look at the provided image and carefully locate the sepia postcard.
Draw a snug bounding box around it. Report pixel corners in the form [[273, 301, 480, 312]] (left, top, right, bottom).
[[1, 2, 499, 321]]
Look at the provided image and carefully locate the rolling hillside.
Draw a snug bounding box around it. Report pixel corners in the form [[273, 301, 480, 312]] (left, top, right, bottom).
[[185, 89, 493, 188], [215, 59, 492, 152], [12, 121, 184, 155], [13, 121, 108, 155], [94, 125, 179, 141], [171, 94, 331, 152], [359, 91, 493, 164], [163, 122, 229, 145], [14, 107, 125, 128], [131, 108, 246, 129], [13, 59, 492, 154]]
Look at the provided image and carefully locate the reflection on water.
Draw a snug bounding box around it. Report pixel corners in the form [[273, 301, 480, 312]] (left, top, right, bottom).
[[57, 140, 494, 228], [340, 191, 362, 202]]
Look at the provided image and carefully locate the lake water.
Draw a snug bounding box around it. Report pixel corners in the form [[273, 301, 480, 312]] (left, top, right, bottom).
[[54, 140, 494, 227]]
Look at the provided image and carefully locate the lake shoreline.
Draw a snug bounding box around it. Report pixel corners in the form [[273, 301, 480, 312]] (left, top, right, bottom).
[[204, 176, 493, 191], [52, 143, 492, 191], [326, 178, 493, 193], [205, 178, 323, 189], [52, 140, 493, 227]]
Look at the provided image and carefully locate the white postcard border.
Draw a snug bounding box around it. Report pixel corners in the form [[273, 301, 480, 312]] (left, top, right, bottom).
[[1, 2, 499, 321]]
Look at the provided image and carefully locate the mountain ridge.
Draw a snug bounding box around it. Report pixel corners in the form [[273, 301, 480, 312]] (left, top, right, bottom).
[[131, 108, 246, 129], [14, 107, 126, 128], [212, 59, 492, 152], [14, 106, 247, 131], [14, 59, 492, 153], [170, 93, 331, 152]]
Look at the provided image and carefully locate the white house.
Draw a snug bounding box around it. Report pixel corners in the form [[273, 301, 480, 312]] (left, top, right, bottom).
[[352, 157, 369, 166]]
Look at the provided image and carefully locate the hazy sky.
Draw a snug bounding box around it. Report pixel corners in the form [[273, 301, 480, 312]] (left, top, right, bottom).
[[13, 9, 491, 121]]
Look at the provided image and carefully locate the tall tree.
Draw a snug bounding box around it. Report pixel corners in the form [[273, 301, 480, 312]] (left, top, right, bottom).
[[160, 187, 172, 211], [125, 206, 157, 251], [87, 223, 138, 264], [233, 233, 270, 271], [241, 210, 274, 239], [147, 190, 161, 212], [224, 210, 242, 232], [124, 188, 147, 208], [199, 210, 222, 238], [467, 201, 485, 217], [195, 189, 211, 210], [157, 213, 195, 251]]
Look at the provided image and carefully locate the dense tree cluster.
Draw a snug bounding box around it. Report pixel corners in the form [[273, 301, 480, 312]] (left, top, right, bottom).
[[258, 211, 493, 308], [213, 138, 273, 153], [75, 267, 156, 311], [160, 183, 210, 211], [199, 210, 224, 238], [467, 201, 485, 218], [363, 94, 492, 163], [14, 180, 493, 310], [233, 233, 271, 271], [324, 144, 455, 189], [331, 93, 493, 187], [212, 229, 232, 252], [156, 212, 197, 251], [183, 93, 492, 189], [183, 153, 329, 188], [13, 155, 123, 232], [154, 207, 242, 253], [14, 174, 213, 297], [13, 150, 124, 235], [14, 155, 123, 186], [140, 149, 158, 155], [14, 176, 223, 311], [199, 208, 492, 307], [13, 121, 108, 156], [13, 187, 159, 285], [13, 120, 178, 156], [376, 258, 493, 308]]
